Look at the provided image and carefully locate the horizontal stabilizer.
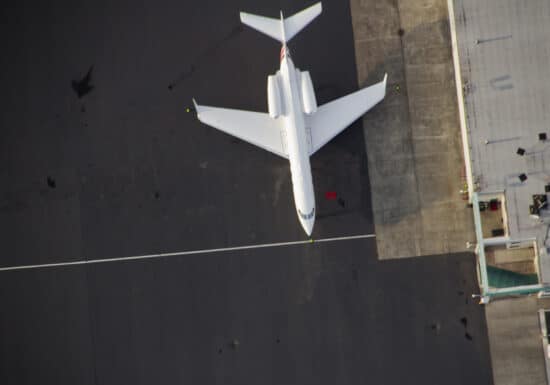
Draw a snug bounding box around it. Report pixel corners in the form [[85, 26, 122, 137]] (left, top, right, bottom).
[[284, 2, 322, 41], [240, 2, 322, 43]]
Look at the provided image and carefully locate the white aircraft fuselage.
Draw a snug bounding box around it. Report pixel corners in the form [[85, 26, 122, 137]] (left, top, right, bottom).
[[278, 45, 316, 235]]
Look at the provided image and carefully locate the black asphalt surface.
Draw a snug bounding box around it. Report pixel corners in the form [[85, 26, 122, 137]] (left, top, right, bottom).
[[0, 0, 493, 384], [1, 0, 369, 267]]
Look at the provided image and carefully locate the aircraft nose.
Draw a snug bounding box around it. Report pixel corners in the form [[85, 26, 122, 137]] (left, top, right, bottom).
[[300, 218, 314, 236]]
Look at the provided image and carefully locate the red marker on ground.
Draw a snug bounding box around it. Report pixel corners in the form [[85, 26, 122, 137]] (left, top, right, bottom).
[[325, 191, 337, 200]]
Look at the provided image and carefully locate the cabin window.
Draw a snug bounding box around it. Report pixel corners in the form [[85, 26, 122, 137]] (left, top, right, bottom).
[[298, 207, 315, 220]]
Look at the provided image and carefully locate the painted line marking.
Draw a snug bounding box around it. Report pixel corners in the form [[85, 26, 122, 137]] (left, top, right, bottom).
[[0, 233, 376, 272]]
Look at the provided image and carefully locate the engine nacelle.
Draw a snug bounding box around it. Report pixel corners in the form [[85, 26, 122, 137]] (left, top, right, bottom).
[[267, 75, 282, 118], [300, 71, 317, 114]]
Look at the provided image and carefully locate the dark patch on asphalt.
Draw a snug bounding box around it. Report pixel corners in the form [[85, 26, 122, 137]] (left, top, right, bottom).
[[72, 66, 94, 98], [46, 176, 56, 189], [461, 316, 473, 340]]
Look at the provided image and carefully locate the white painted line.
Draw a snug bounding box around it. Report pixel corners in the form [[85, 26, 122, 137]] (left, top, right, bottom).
[[0, 233, 376, 272]]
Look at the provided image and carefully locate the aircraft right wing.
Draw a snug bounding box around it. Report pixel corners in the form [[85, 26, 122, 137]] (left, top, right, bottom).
[[193, 100, 288, 159], [307, 74, 387, 155]]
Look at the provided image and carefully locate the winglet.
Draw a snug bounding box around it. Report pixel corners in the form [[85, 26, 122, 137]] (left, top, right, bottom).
[[192, 98, 200, 113], [280, 11, 286, 44]]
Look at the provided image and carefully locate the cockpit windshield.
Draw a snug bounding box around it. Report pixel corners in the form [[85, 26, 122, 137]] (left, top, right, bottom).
[[298, 207, 315, 220]]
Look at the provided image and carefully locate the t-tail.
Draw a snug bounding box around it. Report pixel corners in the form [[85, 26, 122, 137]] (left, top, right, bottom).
[[239, 2, 322, 44]]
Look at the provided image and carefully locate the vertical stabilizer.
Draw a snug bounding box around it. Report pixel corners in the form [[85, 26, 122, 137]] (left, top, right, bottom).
[[280, 11, 287, 44], [240, 2, 322, 43]]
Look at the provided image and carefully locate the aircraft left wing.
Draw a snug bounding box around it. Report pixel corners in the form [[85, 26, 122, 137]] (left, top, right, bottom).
[[307, 74, 387, 155], [193, 100, 287, 159]]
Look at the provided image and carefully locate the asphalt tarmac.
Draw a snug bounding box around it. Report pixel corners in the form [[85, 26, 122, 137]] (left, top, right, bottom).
[[0, 0, 493, 384]]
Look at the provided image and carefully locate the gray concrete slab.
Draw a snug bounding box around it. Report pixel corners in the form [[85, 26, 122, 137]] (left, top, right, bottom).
[[485, 296, 550, 385], [351, 0, 475, 259]]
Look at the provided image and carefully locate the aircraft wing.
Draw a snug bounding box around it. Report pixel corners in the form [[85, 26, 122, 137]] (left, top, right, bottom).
[[193, 100, 287, 159], [308, 74, 387, 155]]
